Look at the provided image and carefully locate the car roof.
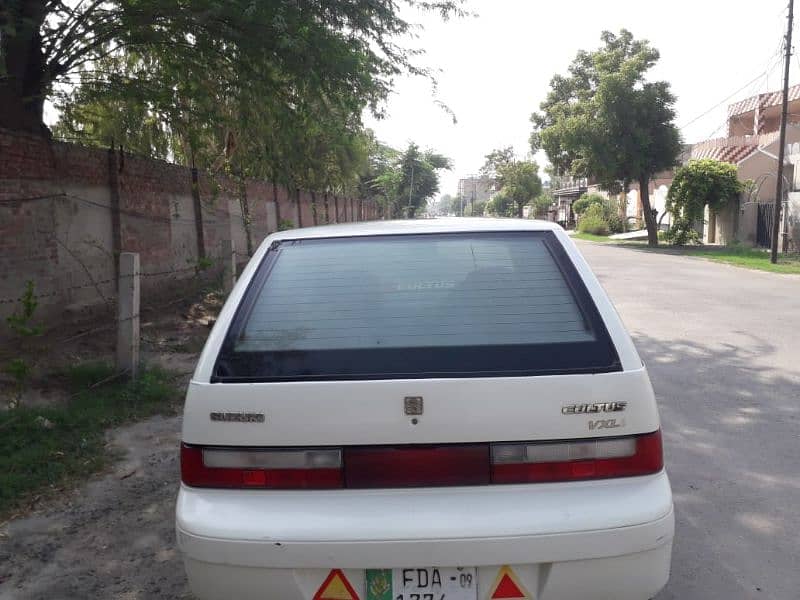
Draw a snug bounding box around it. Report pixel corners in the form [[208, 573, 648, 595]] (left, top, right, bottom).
[[268, 217, 563, 242]]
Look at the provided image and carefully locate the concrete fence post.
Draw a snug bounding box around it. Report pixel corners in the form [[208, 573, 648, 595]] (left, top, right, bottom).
[[116, 252, 140, 379], [221, 239, 236, 294]]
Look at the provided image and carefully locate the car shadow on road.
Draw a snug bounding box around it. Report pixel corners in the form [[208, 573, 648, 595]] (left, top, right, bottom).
[[634, 332, 800, 600]]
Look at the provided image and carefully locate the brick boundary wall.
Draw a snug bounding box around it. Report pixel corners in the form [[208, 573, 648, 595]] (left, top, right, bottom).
[[0, 128, 380, 323]]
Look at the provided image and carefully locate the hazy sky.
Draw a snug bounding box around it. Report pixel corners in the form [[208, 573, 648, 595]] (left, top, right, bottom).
[[364, 0, 798, 197]]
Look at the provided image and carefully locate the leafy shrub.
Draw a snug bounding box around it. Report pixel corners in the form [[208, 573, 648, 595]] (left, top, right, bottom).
[[572, 193, 607, 216], [606, 212, 624, 234], [578, 204, 610, 235], [195, 256, 214, 271], [5, 281, 42, 407], [664, 216, 701, 246], [278, 219, 295, 231], [578, 215, 609, 236], [7, 281, 42, 338]]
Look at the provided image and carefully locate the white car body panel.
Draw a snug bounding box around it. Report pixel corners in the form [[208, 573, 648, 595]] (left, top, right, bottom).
[[182, 368, 657, 446], [177, 474, 672, 559], [177, 218, 673, 600]]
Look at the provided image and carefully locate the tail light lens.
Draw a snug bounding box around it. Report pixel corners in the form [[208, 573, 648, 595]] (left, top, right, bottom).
[[344, 444, 489, 488], [490, 431, 663, 484], [181, 431, 662, 489], [180, 444, 343, 489]]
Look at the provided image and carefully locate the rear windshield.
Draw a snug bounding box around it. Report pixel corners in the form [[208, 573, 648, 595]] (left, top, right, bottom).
[[213, 231, 620, 381]]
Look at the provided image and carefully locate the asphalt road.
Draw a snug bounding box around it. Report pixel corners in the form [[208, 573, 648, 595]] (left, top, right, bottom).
[[575, 241, 800, 600]]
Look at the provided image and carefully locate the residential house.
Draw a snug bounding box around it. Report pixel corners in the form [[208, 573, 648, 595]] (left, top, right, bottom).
[[550, 176, 589, 228], [689, 84, 800, 248]]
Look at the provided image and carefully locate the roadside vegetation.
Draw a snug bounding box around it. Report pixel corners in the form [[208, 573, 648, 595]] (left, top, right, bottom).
[[574, 193, 626, 236], [665, 160, 744, 246], [572, 232, 614, 243], [574, 235, 800, 274], [0, 363, 181, 519], [647, 245, 800, 274]]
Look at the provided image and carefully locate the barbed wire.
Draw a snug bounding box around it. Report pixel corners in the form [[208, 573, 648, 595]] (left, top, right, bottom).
[[0, 263, 223, 306]]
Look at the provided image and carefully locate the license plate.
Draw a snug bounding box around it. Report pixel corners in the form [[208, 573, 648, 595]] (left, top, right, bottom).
[[365, 568, 477, 600]]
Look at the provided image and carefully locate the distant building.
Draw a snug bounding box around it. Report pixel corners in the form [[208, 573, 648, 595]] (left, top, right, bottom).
[[456, 176, 494, 214], [549, 176, 590, 229]]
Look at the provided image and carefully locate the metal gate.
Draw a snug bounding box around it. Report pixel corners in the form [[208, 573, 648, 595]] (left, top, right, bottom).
[[757, 203, 775, 248]]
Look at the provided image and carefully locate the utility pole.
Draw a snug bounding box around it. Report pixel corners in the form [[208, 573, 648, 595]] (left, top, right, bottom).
[[772, 0, 793, 263], [408, 163, 414, 219], [472, 177, 477, 216]]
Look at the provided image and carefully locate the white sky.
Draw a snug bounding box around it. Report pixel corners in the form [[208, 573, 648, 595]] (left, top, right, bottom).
[[364, 0, 799, 197]]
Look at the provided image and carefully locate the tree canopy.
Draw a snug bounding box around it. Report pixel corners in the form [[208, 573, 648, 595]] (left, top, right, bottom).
[[500, 161, 543, 218], [1, 0, 463, 197], [372, 142, 452, 218], [479, 146, 515, 189], [485, 190, 514, 218], [2, 0, 464, 129], [531, 29, 682, 245], [480, 149, 542, 218]]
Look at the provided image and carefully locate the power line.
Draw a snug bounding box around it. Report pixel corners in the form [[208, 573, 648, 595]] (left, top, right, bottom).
[[680, 37, 785, 132], [680, 58, 781, 131]]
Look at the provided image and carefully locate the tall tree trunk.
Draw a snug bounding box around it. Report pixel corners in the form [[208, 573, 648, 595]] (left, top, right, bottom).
[[0, 0, 48, 131], [639, 175, 659, 247], [516, 200, 524, 219]]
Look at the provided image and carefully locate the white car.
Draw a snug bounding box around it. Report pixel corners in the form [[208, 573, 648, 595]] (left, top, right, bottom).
[[176, 218, 673, 600]]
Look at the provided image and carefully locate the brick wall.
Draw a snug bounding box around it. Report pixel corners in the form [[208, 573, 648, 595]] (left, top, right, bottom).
[[0, 128, 379, 322]]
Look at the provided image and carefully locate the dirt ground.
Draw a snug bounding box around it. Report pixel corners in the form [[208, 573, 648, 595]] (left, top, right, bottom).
[[0, 285, 223, 599], [0, 415, 191, 600], [0, 277, 221, 411]]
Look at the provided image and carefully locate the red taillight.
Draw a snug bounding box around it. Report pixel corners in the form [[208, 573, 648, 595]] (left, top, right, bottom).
[[344, 444, 490, 488], [181, 431, 662, 489], [180, 444, 343, 489], [490, 430, 663, 484]]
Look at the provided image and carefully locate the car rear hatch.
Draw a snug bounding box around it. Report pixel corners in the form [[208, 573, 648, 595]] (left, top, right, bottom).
[[181, 230, 661, 490]]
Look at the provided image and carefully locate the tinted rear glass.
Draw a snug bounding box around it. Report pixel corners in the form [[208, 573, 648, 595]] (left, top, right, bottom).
[[214, 231, 620, 381]]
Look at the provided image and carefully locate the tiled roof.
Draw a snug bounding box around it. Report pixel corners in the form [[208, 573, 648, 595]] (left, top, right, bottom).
[[728, 84, 800, 117]]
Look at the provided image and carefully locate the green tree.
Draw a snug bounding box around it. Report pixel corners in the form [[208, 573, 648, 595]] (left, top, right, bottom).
[[666, 159, 743, 245], [531, 30, 682, 246], [531, 192, 554, 218], [464, 199, 487, 217], [369, 143, 451, 218], [356, 131, 401, 216], [486, 191, 514, 217], [480, 146, 515, 189], [500, 161, 543, 218], [1, 0, 464, 132], [480, 148, 542, 218], [396, 144, 452, 218]]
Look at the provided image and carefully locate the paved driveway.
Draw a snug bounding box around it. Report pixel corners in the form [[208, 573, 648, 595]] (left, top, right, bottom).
[[576, 241, 800, 600]]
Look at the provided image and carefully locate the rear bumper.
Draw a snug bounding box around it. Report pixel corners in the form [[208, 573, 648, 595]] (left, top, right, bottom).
[[177, 471, 674, 599]]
